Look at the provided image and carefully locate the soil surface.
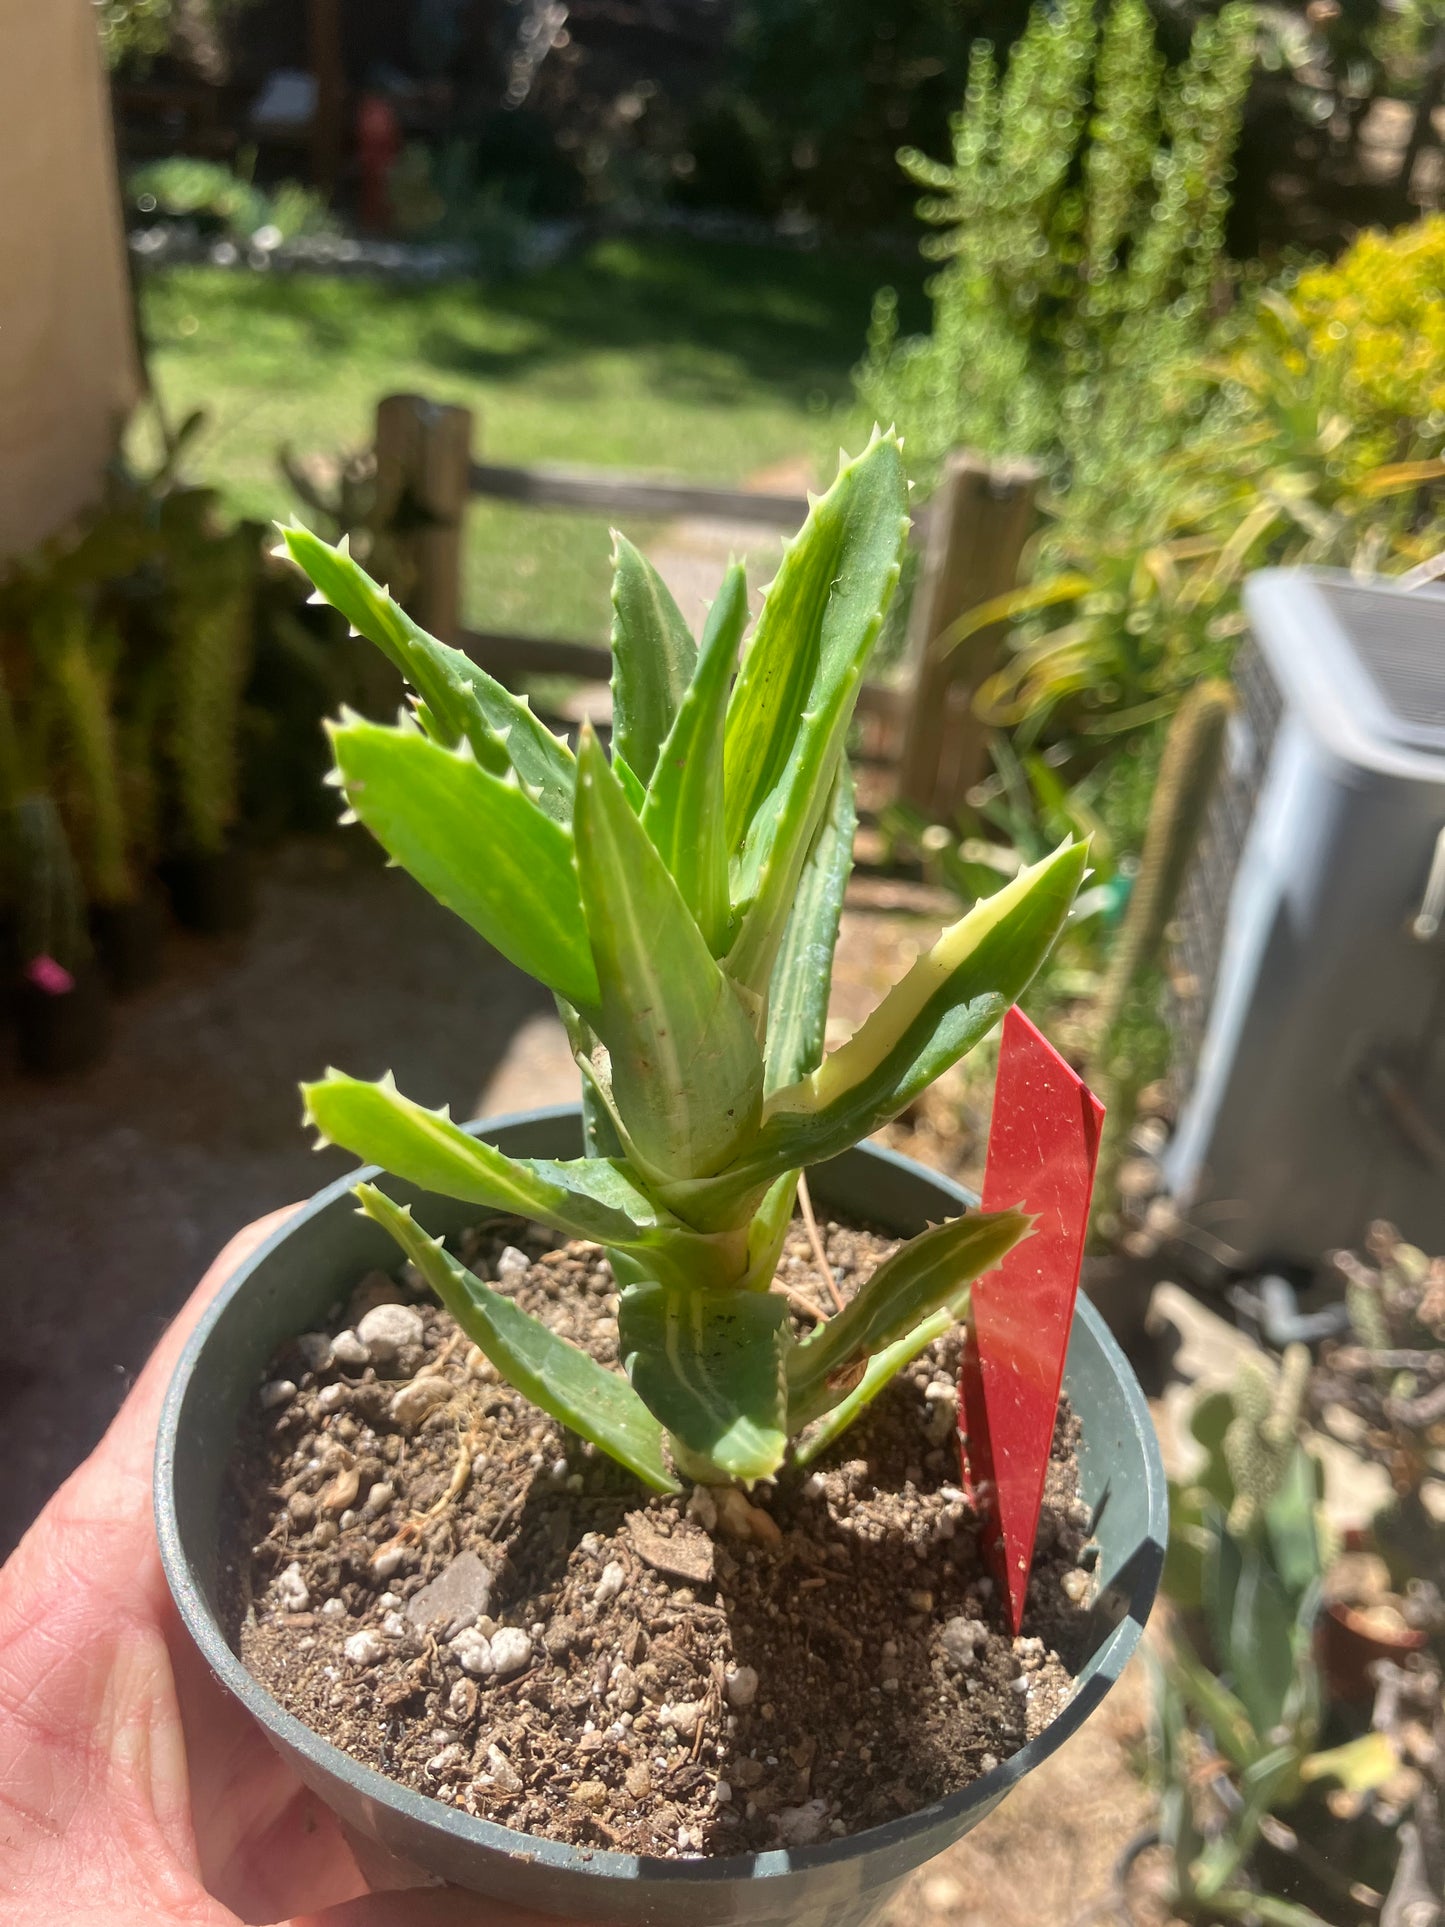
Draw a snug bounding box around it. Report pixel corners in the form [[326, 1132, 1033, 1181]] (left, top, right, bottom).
[[228, 1213, 1097, 1858]]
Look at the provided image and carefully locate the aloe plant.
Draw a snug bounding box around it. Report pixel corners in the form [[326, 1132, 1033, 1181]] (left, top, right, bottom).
[[283, 431, 1085, 1491]]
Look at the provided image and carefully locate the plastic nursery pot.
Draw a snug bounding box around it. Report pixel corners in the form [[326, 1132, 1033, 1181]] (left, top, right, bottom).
[[158, 840, 255, 936], [156, 1106, 1167, 1927], [12, 956, 111, 1076], [1317, 1599, 1428, 1703], [90, 887, 168, 994]]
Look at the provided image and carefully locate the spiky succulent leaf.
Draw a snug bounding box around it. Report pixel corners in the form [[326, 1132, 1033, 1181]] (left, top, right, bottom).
[[723, 430, 907, 863], [786, 1209, 1029, 1429], [328, 719, 598, 1007], [764, 761, 856, 1095], [357, 1185, 678, 1492], [660, 840, 1086, 1228], [610, 535, 697, 787], [304, 1070, 749, 1291], [574, 725, 763, 1179], [640, 561, 746, 954], [794, 1304, 955, 1465], [776, 839, 1087, 1136], [619, 1281, 790, 1481], [282, 524, 575, 819]]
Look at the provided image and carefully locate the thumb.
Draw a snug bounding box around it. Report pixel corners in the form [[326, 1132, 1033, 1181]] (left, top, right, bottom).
[[290, 1890, 587, 1926]]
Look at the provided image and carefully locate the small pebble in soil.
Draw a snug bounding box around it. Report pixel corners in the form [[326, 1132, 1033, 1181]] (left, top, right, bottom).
[[330, 1329, 369, 1369], [295, 1333, 334, 1373], [355, 1302, 423, 1368], [725, 1664, 759, 1709], [388, 1377, 453, 1427], [344, 1630, 385, 1667], [370, 1543, 407, 1581], [485, 1744, 523, 1792], [450, 1629, 494, 1677], [775, 1800, 831, 1847], [489, 1627, 533, 1676], [259, 1379, 296, 1411], [274, 1562, 308, 1612], [940, 1616, 986, 1668], [1061, 1569, 1091, 1604], [496, 1246, 529, 1282], [922, 1384, 957, 1445], [685, 1485, 718, 1531], [660, 1700, 704, 1739], [406, 1550, 496, 1637], [594, 1560, 625, 1604]]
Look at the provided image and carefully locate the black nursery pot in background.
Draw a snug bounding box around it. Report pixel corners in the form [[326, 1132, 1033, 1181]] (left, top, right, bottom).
[[90, 885, 168, 994], [156, 1108, 1167, 1927], [13, 957, 111, 1076], [159, 840, 256, 936]]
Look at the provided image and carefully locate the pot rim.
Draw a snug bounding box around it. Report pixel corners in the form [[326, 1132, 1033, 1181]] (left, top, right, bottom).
[[155, 1103, 1167, 1886]]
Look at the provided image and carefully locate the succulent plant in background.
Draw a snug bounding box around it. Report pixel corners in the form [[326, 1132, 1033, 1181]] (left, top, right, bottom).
[[282, 430, 1086, 1490], [165, 509, 256, 860], [1151, 1353, 1400, 1925]]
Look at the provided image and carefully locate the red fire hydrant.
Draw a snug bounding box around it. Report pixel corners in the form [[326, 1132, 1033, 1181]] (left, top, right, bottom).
[[356, 93, 402, 233]]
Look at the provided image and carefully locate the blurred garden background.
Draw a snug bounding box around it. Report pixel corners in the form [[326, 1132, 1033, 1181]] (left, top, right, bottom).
[[4, 0, 1445, 1919]]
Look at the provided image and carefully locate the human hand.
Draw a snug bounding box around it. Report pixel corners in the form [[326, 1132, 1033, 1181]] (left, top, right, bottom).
[[0, 1214, 562, 1927]]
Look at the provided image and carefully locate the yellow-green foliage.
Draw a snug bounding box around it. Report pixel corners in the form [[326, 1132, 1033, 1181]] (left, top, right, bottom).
[[1290, 216, 1445, 460]]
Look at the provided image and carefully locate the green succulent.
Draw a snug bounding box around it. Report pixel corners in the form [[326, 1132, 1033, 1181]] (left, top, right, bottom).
[[282, 431, 1086, 1490]]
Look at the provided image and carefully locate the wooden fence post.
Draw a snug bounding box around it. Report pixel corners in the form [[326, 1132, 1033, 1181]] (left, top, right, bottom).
[[373, 393, 475, 643], [897, 450, 1041, 823]]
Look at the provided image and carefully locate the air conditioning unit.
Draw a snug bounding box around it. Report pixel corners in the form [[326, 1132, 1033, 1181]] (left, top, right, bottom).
[[1163, 567, 1445, 1278]]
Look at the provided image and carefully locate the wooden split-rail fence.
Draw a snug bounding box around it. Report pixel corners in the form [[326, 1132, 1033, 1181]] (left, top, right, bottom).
[[370, 392, 1040, 823]]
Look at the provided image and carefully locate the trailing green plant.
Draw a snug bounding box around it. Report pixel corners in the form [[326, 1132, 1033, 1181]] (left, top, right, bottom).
[[282, 431, 1087, 1489], [1151, 1354, 1397, 1924], [856, 0, 1255, 484]]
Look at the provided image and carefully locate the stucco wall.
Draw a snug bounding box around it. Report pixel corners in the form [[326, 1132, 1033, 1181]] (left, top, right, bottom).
[[0, 0, 142, 560]]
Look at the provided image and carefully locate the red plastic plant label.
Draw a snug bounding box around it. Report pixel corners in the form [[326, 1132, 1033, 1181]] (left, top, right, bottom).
[[960, 1006, 1105, 1635]]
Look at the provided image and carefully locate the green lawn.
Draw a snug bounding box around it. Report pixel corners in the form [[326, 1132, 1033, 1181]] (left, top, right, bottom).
[[135, 236, 924, 642]]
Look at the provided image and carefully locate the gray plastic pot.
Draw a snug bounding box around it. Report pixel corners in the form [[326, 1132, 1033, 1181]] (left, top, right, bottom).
[[156, 1105, 1166, 1927]]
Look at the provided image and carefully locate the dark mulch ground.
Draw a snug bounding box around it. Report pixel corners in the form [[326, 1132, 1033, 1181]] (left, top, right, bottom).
[[0, 838, 553, 1559]]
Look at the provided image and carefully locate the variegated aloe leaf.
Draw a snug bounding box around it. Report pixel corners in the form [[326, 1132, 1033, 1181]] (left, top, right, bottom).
[[619, 1281, 791, 1481], [655, 840, 1087, 1229], [304, 1070, 746, 1291], [640, 561, 746, 956], [280, 524, 574, 820], [358, 1185, 678, 1493], [794, 1304, 955, 1465], [764, 760, 856, 1095], [786, 1208, 1028, 1431], [328, 717, 598, 1008], [610, 535, 697, 788], [574, 725, 763, 1180], [723, 438, 908, 995]]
